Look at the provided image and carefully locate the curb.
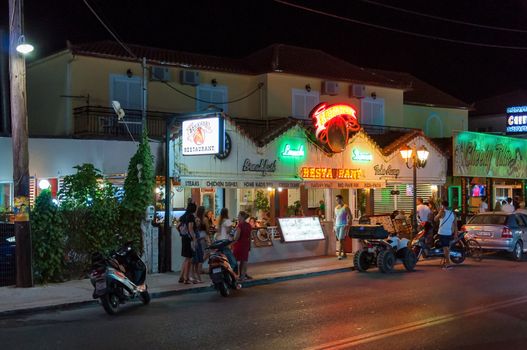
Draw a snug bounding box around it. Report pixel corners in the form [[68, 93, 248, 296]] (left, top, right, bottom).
[[0, 266, 354, 317]]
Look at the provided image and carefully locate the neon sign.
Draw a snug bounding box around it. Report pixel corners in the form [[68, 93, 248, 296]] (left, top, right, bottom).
[[310, 102, 360, 153], [351, 148, 372, 162], [506, 106, 527, 133], [301, 167, 364, 180], [281, 144, 305, 157]]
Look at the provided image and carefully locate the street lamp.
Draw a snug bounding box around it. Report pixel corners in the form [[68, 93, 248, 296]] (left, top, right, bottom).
[[15, 35, 33, 54], [400, 144, 429, 236]]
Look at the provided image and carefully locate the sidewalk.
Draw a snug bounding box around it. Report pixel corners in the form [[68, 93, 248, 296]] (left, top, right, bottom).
[[0, 255, 352, 316]]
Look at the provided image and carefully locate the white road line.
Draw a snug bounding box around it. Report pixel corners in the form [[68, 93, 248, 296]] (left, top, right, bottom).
[[306, 295, 527, 350]]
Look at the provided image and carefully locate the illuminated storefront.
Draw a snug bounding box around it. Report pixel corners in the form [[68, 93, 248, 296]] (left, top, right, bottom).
[[453, 131, 527, 215]]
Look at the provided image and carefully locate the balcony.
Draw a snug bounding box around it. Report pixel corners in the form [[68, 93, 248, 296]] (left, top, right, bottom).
[[73, 106, 173, 140]]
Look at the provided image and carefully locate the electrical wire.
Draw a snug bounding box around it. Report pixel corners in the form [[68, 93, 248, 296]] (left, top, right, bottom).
[[83, 0, 264, 106], [274, 0, 527, 50], [358, 0, 527, 34]]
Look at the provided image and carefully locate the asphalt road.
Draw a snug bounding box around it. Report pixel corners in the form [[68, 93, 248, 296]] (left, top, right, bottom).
[[2, 256, 527, 350]]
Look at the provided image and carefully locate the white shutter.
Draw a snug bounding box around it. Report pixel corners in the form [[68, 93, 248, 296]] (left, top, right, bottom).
[[110, 75, 142, 110], [374, 187, 395, 214], [127, 80, 142, 110], [361, 98, 384, 126], [111, 76, 128, 108], [197, 85, 228, 112], [292, 89, 319, 119]]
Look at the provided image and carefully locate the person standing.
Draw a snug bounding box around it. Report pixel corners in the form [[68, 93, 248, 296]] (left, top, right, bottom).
[[334, 194, 352, 260], [192, 206, 207, 283], [178, 202, 197, 284], [502, 197, 515, 213], [435, 200, 457, 270], [232, 211, 252, 281], [479, 198, 489, 213], [416, 197, 431, 225], [215, 208, 238, 273]]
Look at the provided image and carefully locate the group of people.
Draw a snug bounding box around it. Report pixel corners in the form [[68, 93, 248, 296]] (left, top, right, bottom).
[[177, 203, 254, 284], [492, 197, 523, 213]]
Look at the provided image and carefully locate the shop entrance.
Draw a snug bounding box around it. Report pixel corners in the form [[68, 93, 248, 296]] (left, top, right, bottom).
[[448, 186, 461, 210]]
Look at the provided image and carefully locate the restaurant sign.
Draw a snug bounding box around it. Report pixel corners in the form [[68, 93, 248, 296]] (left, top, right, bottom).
[[301, 167, 364, 180], [453, 131, 527, 179], [310, 102, 360, 153], [182, 116, 225, 156], [303, 181, 385, 189], [181, 179, 300, 188]]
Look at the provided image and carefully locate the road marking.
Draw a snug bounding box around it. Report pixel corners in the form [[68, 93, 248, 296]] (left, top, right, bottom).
[[306, 295, 527, 350]]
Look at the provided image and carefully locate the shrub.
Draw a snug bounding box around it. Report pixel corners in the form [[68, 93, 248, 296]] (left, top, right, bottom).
[[32, 189, 65, 283]]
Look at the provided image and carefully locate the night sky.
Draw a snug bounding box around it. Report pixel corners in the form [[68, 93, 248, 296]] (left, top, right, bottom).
[[3, 0, 527, 103]]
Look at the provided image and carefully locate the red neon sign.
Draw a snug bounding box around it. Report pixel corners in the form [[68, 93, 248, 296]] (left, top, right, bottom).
[[309, 102, 360, 153]]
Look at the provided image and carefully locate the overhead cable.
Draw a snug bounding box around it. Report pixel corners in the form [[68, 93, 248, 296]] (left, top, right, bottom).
[[274, 0, 527, 50]]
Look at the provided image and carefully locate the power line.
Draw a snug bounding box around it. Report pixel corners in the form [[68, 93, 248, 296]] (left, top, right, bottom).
[[274, 0, 527, 50], [82, 0, 263, 106], [358, 0, 527, 34]]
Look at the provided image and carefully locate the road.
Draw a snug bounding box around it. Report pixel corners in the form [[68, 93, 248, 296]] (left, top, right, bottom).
[[2, 256, 527, 350]]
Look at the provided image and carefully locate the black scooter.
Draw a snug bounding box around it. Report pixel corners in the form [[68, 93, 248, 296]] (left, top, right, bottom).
[[411, 228, 466, 264], [206, 239, 241, 297], [89, 241, 150, 315]]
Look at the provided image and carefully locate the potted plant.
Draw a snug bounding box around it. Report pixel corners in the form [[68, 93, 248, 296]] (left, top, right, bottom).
[[254, 190, 270, 220]]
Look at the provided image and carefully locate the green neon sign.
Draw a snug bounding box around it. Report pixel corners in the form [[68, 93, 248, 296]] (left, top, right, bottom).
[[282, 144, 305, 157], [351, 148, 372, 162]]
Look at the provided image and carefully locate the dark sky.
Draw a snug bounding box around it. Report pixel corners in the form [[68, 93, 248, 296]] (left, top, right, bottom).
[[3, 0, 527, 103]]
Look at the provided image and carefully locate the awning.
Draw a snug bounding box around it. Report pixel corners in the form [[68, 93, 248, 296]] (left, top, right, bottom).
[[179, 177, 301, 188]]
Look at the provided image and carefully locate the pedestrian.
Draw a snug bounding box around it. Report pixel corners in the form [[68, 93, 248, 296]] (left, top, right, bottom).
[[178, 202, 198, 284], [232, 211, 252, 281], [192, 206, 208, 283], [205, 210, 216, 241], [216, 208, 238, 273], [434, 200, 458, 270], [334, 194, 352, 260], [479, 198, 488, 213], [494, 200, 502, 212], [502, 197, 515, 213], [416, 197, 431, 225]]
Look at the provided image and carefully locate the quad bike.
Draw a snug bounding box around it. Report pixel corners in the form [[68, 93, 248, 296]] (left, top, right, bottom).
[[349, 224, 417, 273]]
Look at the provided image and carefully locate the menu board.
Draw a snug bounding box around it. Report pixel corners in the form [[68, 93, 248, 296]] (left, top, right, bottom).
[[277, 217, 326, 243]]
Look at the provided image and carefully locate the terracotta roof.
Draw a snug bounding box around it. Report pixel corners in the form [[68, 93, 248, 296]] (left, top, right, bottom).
[[227, 116, 299, 147], [367, 69, 470, 109], [471, 89, 527, 116], [67, 41, 406, 88]]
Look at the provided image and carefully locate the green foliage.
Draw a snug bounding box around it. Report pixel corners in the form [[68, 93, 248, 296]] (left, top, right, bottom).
[[31, 190, 65, 283], [254, 190, 270, 212], [59, 164, 120, 275], [120, 132, 155, 250], [287, 200, 302, 217]]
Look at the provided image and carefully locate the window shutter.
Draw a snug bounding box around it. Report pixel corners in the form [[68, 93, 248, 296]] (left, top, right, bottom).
[[292, 91, 305, 118], [292, 89, 320, 119], [197, 85, 228, 112], [127, 81, 142, 110], [112, 77, 128, 108], [305, 93, 319, 117]]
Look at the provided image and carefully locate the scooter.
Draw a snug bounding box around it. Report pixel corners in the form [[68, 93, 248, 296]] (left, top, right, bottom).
[[207, 239, 241, 297], [411, 227, 465, 264], [89, 241, 150, 315]]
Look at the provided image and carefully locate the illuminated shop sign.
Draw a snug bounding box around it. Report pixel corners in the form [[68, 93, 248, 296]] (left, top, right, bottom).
[[182, 117, 225, 155], [310, 102, 360, 153], [281, 144, 305, 157], [301, 167, 364, 180], [303, 181, 385, 189], [373, 164, 400, 178], [453, 131, 527, 179], [351, 148, 372, 162], [506, 105, 527, 133]]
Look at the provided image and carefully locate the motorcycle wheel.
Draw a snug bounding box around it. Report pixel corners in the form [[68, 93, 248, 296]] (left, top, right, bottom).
[[140, 291, 151, 305], [377, 250, 395, 273], [219, 281, 230, 297], [451, 242, 466, 264], [353, 250, 371, 272], [401, 248, 417, 272], [101, 293, 120, 315]]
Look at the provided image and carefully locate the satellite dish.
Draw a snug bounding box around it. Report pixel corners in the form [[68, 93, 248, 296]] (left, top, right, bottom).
[[112, 100, 125, 120]]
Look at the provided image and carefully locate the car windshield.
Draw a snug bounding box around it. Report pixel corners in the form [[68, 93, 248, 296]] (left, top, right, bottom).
[[467, 215, 508, 225]]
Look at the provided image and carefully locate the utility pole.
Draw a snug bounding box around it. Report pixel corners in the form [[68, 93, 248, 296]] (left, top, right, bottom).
[[142, 57, 147, 133], [9, 0, 33, 287]]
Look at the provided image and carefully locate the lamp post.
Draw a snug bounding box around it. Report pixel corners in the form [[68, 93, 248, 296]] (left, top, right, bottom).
[[400, 144, 429, 237]]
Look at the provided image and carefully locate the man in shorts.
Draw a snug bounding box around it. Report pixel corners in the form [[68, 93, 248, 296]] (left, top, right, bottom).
[[334, 194, 352, 260], [435, 200, 458, 269]]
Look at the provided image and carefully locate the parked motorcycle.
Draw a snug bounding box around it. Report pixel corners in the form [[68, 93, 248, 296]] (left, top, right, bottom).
[[411, 227, 466, 264], [89, 241, 150, 315], [207, 239, 241, 297]]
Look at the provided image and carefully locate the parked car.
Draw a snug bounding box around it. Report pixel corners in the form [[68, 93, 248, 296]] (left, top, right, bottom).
[[463, 212, 527, 261], [0, 226, 16, 286]]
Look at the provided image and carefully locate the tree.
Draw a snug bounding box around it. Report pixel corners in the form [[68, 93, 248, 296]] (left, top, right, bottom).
[[120, 132, 155, 250]]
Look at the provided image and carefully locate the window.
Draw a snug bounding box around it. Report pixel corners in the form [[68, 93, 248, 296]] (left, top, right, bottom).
[[197, 84, 228, 112], [292, 89, 319, 119], [425, 114, 444, 137], [360, 98, 384, 126], [109, 74, 142, 110], [0, 182, 12, 209]]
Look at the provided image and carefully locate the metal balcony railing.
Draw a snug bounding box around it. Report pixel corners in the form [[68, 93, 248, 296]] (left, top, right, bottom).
[[73, 106, 173, 140]]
